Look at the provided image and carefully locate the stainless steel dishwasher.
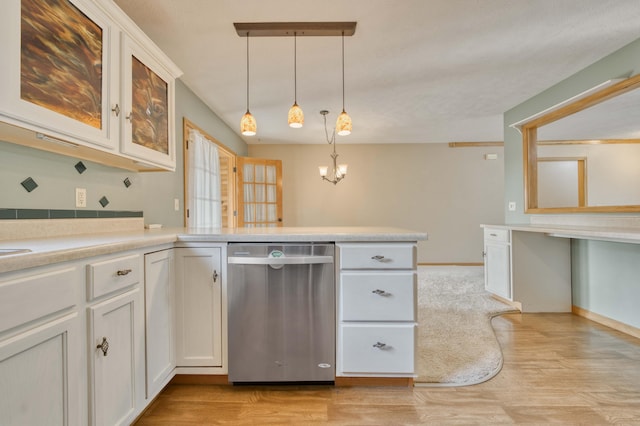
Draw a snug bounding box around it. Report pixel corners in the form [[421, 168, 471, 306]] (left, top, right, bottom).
[[227, 243, 335, 383]]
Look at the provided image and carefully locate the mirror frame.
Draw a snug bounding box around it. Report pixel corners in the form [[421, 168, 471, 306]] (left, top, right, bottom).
[[522, 73, 640, 213]]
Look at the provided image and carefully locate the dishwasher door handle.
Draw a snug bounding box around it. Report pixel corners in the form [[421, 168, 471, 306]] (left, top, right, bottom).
[[228, 256, 334, 265]]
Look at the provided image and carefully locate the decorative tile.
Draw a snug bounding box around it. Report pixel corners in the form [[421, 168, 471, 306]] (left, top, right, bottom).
[[99, 196, 109, 208], [74, 161, 87, 174], [0, 209, 17, 219], [77, 210, 98, 218], [50, 209, 76, 219], [123, 177, 132, 188], [20, 177, 38, 192], [17, 209, 48, 219], [0, 208, 143, 220]]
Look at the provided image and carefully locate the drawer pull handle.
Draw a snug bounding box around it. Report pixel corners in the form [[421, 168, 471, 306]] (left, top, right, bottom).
[[116, 269, 132, 276], [373, 342, 387, 349], [371, 255, 389, 262], [490, 233, 497, 237], [97, 337, 109, 356], [372, 289, 390, 297]]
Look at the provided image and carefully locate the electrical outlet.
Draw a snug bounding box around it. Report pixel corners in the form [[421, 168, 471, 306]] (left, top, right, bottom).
[[508, 201, 516, 211], [76, 188, 87, 208], [174, 198, 179, 211]]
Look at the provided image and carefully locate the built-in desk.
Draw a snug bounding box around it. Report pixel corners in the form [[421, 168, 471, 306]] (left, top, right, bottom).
[[482, 222, 640, 338]]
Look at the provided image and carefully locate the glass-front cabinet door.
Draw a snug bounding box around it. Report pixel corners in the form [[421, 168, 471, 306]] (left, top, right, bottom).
[[120, 34, 176, 170], [0, 0, 118, 150], [237, 157, 283, 227]]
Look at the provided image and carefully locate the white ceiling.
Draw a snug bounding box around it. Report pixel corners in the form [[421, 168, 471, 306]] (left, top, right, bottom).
[[114, 0, 640, 145]]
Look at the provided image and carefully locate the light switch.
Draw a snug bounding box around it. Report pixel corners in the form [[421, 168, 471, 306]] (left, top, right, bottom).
[[508, 201, 516, 211]]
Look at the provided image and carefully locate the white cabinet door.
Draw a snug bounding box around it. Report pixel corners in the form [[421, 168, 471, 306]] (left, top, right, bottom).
[[144, 249, 175, 399], [484, 241, 511, 300], [0, 312, 81, 426], [0, 0, 118, 151], [120, 34, 176, 170], [175, 247, 222, 367], [88, 288, 144, 426]]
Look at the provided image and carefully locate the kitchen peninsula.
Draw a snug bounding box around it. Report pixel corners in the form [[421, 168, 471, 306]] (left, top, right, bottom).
[[0, 223, 426, 425]]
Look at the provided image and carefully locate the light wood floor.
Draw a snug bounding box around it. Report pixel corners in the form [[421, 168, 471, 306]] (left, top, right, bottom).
[[135, 313, 640, 425]]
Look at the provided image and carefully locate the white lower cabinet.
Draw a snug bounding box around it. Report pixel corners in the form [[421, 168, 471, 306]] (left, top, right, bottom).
[[340, 324, 415, 374], [144, 249, 175, 399], [0, 264, 82, 426], [86, 252, 145, 426], [483, 227, 512, 300], [0, 312, 81, 426], [336, 243, 417, 378], [174, 246, 225, 369], [88, 288, 145, 426]]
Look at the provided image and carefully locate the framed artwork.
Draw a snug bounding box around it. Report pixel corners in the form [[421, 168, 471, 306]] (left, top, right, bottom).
[[20, 0, 103, 129]]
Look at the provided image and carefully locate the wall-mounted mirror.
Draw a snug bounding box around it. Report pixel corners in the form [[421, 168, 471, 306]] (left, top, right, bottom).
[[521, 74, 640, 213]]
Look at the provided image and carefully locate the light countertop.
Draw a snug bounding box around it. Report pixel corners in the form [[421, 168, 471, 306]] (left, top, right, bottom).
[[0, 226, 427, 274], [482, 223, 640, 244]]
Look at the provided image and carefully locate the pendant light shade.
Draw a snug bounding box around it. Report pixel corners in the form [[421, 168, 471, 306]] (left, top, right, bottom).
[[240, 32, 257, 136], [336, 110, 352, 136], [288, 102, 303, 128], [336, 31, 351, 136], [288, 32, 304, 128], [240, 111, 257, 136]]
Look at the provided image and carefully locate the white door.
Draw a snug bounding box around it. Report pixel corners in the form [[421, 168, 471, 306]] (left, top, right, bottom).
[[175, 247, 222, 367], [144, 249, 175, 399], [89, 289, 144, 426], [0, 313, 80, 426]]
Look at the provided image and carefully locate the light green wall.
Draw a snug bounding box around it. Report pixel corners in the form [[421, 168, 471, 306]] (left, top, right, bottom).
[[140, 79, 247, 227], [0, 141, 144, 212], [0, 79, 247, 225], [504, 37, 640, 323]]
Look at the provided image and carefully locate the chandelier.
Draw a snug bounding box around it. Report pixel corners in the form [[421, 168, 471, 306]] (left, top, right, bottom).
[[318, 110, 347, 185]]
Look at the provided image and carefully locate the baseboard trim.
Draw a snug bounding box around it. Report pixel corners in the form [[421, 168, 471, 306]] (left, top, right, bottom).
[[418, 262, 484, 266], [170, 374, 230, 385], [572, 306, 640, 339], [334, 377, 414, 387]]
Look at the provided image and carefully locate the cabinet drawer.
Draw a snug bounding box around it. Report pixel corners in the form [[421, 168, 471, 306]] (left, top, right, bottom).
[[340, 324, 415, 374], [484, 227, 510, 243], [0, 266, 78, 334], [341, 272, 415, 321], [87, 254, 141, 300], [339, 243, 415, 270]]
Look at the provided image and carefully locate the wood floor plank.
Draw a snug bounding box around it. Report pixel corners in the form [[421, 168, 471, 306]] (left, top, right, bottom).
[[134, 313, 640, 425]]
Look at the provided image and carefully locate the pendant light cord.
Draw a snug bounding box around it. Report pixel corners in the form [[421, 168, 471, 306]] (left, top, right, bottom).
[[294, 32, 298, 104], [341, 31, 345, 112], [246, 31, 250, 112]]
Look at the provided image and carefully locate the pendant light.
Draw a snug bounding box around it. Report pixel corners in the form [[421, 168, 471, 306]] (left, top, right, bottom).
[[336, 31, 352, 136], [287, 32, 304, 128], [240, 32, 257, 136]]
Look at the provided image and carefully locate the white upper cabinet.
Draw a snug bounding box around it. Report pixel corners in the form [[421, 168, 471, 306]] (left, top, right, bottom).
[[0, 0, 118, 150], [120, 34, 176, 170], [0, 0, 181, 171]]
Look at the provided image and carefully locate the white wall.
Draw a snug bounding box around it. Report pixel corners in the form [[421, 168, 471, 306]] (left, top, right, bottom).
[[249, 143, 504, 264]]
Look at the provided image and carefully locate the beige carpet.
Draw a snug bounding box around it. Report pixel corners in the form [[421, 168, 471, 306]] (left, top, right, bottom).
[[415, 266, 519, 386]]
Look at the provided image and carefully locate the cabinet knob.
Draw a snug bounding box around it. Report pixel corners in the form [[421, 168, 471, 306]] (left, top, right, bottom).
[[125, 112, 132, 121], [96, 337, 109, 356], [111, 104, 120, 116], [372, 342, 387, 349], [116, 269, 132, 276], [213, 270, 219, 283], [372, 289, 390, 297]]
